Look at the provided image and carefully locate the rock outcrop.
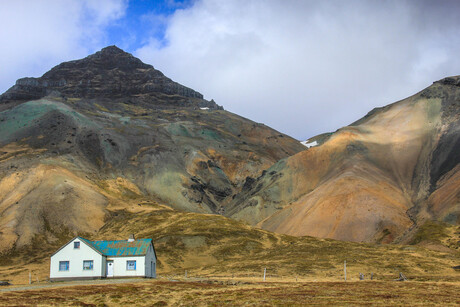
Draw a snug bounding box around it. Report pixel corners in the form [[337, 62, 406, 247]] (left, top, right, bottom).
[[0, 45, 205, 104]]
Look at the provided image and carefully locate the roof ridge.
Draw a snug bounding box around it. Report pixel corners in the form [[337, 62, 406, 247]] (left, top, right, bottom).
[[91, 238, 152, 242]]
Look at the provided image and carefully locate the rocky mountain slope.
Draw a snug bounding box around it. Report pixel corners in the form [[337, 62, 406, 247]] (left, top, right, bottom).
[[0, 46, 305, 252], [228, 77, 460, 243], [0, 45, 458, 255]]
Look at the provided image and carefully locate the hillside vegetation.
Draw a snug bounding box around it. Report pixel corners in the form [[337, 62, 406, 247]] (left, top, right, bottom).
[[1, 199, 458, 285]]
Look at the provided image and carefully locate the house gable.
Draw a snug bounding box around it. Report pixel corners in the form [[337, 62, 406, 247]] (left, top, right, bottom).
[[150, 241, 157, 260], [50, 237, 105, 280], [51, 236, 102, 258]]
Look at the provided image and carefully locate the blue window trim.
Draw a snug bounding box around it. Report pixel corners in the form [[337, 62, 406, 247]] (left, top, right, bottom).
[[74, 241, 80, 249], [126, 260, 136, 271], [59, 261, 69, 271], [83, 260, 93, 271]]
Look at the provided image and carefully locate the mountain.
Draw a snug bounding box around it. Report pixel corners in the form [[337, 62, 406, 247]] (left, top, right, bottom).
[[227, 76, 460, 243], [0, 46, 305, 252], [1, 45, 458, 256]]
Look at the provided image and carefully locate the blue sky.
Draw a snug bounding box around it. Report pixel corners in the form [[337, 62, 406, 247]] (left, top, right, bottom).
[[105, 0, 193, 51], [1, 1, 460, 140]]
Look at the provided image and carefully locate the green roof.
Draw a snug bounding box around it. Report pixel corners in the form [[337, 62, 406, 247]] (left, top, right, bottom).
[[79, 237, 153, 257]]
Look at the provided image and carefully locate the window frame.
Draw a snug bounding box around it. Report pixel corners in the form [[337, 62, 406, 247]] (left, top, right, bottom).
[[83, 260, 94, 271], [59, 261, 69, 271], [74, 241, 80, 249], [126, 260, 136, 271]]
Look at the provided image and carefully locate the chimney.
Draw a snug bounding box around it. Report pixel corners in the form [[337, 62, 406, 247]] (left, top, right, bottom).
[[128, 234, 135, 242]]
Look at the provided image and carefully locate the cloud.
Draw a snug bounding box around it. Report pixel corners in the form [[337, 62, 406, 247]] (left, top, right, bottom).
[[136, 0, 460, 139], [0, 0, 127, 94], [2, 0, 459, 140]]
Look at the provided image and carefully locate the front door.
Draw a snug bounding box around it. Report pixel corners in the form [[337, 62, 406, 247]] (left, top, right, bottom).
[[106, 260, 114, 277]]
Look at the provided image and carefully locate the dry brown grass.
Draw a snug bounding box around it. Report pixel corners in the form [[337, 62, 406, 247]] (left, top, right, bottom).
[[0, 279, 459, 306], [1, 205, 459, 286]]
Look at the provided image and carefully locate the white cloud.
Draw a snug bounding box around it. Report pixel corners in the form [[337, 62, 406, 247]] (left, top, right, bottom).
[[2, 0, 459, 140], [0, 0, 127, 94], [135, 0, 460, 139]]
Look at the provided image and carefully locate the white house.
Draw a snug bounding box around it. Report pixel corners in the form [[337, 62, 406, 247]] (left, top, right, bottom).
[[50, 235, 156, 281]]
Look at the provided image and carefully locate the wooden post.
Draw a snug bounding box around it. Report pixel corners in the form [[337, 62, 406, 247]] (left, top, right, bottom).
[[344, 261, 347, 281], [185, 270, 187, 279], [29, 271, 31, 285], [263, 268, 266, 282], [397, 272, 408, 281]]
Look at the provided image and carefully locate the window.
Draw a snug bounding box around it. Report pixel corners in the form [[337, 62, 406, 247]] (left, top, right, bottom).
[[83, 260, 93, 270], [59, 261, 69, 271], [74, 242, 80, 249], [126, 260, 136, 271]]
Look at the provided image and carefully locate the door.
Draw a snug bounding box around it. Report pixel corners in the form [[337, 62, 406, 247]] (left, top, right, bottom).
[[151, 261, 156, 278], [106, 260, 114, 277]]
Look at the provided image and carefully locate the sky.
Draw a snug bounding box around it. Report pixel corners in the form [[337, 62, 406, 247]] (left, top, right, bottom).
[[1, 0, 460, 140]]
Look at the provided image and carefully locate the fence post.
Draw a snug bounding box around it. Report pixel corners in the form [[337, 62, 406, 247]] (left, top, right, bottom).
[[344, 261, 347, 281], [263, 268, 266, 282]]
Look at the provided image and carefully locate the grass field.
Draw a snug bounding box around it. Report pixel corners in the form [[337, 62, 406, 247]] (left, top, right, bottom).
[[0, 204, 458, 307], [0, 205, 459, 286], [0, 279, 459, 306]]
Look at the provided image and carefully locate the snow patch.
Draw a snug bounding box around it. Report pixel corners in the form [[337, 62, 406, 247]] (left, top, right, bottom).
[[200, 107, 210, 110], [300, 140, 318, 148]]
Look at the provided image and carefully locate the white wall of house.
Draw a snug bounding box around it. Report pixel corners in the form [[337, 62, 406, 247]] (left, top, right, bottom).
[[106, 243, 156, 278], [50, 238, 104, 280], [109, 256, 146, 277]]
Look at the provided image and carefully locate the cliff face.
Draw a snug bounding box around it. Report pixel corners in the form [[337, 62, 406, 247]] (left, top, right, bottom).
[[0, 46, 305, 252], [0, 46, 203, 104], [227, 77, 460, 243]]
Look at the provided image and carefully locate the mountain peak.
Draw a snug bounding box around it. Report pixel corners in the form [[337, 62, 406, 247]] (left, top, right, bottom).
[[75, 45, 151, 71], [0, 46, 204, 103], [100, 45, 126, 54]]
